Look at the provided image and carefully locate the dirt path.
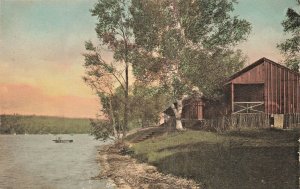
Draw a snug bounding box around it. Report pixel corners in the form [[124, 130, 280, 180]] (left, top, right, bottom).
[[96, 144, 200, 189]]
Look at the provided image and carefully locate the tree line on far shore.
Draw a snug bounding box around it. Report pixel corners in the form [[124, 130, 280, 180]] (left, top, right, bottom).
[[0, 114, 92, 134]]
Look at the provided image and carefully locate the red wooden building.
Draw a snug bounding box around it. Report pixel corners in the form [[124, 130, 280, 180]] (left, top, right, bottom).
[[163, 57, 300, 128], [225, 57, 300, 114], [164, 97, 205, 121]]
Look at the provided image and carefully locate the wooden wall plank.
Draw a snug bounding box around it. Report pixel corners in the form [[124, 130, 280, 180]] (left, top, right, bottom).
[[227, 59, 300, 114]]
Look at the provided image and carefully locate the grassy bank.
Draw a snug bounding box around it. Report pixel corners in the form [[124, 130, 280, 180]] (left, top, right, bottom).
[[0, 114, 92, 134], [128, 128, 299, 189]]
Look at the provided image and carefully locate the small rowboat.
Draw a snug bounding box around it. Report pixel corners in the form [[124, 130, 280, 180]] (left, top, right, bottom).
[[53, 137, 73, 143]]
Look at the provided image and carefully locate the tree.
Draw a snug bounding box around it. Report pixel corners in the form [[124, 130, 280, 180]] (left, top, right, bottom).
[[83, 42, 167, 139], [83, 41, 126, 140], [89, 91, 124, 141], [278, 1, 300, 72], [0, 115, 24, 134], [85, 0, 135, 138], [130, 83, 169, 128], [182, 49, 246, 99], [130, 0, 251, 130]]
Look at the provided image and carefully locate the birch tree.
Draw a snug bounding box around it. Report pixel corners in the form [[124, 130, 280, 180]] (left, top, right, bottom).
[[86, 0, 135, 136], [83, 41, 126, 140], [130, 0, 251, 130]]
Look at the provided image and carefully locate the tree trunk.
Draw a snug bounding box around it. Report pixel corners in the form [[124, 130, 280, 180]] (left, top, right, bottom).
[[175, 118, 183, 130], [108, 98, 118, 140], [123, 62, 129, 137], [171, 98, 185, 130]]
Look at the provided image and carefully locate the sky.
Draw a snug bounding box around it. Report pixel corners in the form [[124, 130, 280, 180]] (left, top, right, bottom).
[[0, 0, 298, 118]]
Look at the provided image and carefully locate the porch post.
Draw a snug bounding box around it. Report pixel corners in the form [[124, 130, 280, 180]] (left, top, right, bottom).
[[231, 82, 234, 113]]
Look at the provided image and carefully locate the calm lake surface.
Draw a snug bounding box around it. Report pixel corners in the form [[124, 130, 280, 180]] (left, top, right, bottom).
[[0, 134, 114, 189]]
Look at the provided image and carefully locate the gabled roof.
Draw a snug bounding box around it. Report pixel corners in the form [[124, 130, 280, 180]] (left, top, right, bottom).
[[226, 57, 300, 84]]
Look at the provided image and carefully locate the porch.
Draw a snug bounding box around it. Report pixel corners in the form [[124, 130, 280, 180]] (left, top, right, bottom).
[[230, 83, 265, 114]]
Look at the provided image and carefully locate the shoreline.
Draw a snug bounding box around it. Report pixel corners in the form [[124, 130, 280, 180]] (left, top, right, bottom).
[[96, 143, 200, 189]]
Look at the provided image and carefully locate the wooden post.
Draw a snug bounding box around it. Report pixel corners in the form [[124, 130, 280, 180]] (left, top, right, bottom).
[[231, 83, 234, 113]]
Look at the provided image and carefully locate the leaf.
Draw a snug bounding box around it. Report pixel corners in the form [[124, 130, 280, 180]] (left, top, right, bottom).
[[85, 40, 96, 51]]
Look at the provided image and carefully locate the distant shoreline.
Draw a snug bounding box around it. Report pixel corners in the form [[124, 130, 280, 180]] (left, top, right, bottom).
[[0, 114, 95, 134], [0, 113, 95, 120]]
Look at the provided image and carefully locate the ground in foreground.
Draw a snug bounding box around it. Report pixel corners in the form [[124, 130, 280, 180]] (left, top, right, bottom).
[[128, 128, 299, 189], [97, 143, 200, 189]]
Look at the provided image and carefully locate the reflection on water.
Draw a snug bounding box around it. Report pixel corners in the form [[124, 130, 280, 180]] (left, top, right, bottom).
[[0, 134, 113, 189]]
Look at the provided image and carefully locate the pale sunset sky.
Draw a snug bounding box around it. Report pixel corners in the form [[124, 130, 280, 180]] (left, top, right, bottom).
[[0, 0, 298, 118]]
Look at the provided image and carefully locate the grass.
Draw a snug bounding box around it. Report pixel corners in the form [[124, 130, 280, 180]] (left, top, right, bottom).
[[128, 128, 300, 189], [0, 114, 92, 134]]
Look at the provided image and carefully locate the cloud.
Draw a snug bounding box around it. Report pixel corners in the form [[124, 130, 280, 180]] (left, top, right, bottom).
[[0, 83, 99, 118]]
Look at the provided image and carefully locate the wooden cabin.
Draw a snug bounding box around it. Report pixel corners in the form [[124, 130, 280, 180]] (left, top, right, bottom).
[[183, 98, 204, 120], [225, 57, 300, 114], [162, 57, 300, 129], [163, 97, 205, 126]]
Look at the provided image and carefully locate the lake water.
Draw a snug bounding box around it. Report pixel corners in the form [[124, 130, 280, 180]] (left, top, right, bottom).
[[0, 134, 114, 189]]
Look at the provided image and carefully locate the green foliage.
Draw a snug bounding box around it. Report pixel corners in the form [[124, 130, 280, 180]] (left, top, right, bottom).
[[179, 0, 251, 48], [0, 115, 91, 134], [0, 115, 24, 134], [130, 0, 251, 100], [90, 0, 134, 62], [99, 90, 124, 129], [84, 0, 136, 140], [130, 84, 169, 128], [89, 91, 126, 140], [85, 40, 96, 51], [85, 0, 251, 134], [182, 49, 246, 98], [90, 119, 113, 141], [98, 84, 168, 131], [278, 2, 300, 71]]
